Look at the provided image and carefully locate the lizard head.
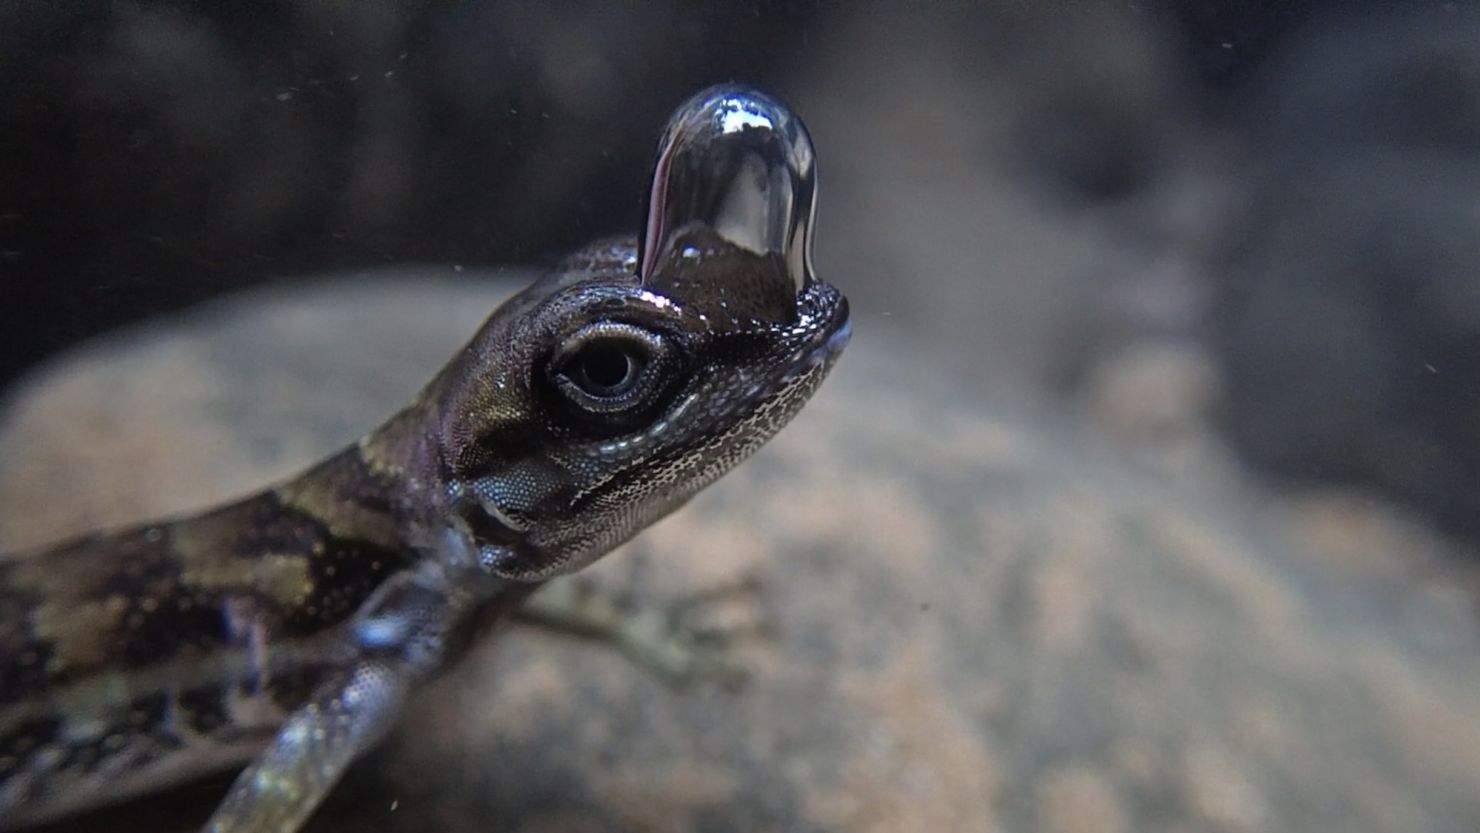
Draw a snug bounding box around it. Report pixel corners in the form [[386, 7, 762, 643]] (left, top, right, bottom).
[[433, 86, 851, 581]]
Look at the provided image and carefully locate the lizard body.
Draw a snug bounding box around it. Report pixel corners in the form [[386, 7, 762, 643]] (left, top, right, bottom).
[[0, 86, 849, 831]]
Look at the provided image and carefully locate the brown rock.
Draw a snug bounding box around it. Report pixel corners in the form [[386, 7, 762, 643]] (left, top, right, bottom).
[[3, 274, 1479, 832]]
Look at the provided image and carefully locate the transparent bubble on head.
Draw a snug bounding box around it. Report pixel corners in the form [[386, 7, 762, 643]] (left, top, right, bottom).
[[637, 85, 818, 326]]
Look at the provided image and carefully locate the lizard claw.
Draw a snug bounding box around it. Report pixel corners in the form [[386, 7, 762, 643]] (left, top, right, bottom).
[[515, 566, 770, 690]]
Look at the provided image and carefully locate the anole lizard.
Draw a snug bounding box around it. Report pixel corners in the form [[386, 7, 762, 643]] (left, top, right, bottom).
[[0, 85, 850, 832]]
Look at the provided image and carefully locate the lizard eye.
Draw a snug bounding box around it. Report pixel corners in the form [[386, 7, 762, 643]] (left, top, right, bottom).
[[551, 323, 670, 415], [570, 343, 641, 396]]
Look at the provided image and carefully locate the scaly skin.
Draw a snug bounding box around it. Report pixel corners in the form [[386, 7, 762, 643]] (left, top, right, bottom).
[[0, 86, 849, 832]]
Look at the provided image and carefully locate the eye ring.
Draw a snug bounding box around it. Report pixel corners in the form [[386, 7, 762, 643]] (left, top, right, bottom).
[[550, 323, 669, 415]]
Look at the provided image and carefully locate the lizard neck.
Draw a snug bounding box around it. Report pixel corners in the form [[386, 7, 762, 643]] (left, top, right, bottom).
[[350, 400, 453, 549], [298, 401, 538, 666], [342, 392, 502, 584]]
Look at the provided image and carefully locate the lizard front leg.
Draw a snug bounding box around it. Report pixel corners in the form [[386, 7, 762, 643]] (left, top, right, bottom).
[[518, 569, 767, 688], [204, 567, 469, 833], [204, 661, 408, 833]]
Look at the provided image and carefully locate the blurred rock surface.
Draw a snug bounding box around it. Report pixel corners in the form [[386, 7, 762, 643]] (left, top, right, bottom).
[[3, 275, 1478, 833]]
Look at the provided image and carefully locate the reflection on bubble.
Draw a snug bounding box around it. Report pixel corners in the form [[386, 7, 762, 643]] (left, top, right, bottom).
[[638, 85, 817, 325]]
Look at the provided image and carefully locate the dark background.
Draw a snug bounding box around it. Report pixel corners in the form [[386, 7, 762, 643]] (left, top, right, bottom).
[[2, 1, 1478, 550]]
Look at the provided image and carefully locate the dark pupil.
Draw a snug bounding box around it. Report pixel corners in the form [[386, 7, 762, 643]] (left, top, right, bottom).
[[574, 344, 637, 394]]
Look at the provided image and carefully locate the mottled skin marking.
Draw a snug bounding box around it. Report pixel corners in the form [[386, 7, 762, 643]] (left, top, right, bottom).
[[0, 85, 846, 832], [0, 449, 408, 699], [0, 449, 413, 821]]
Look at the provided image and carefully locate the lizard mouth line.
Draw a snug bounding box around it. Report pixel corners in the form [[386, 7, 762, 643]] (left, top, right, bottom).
[[821, 316, 852, 359], [785, 316, 849, 383], [453, 494, 527, 548], [788, 292, 851, 380]]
